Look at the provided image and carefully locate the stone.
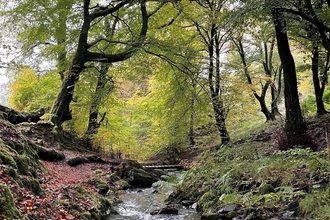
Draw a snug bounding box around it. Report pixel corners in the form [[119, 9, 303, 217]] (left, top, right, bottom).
[[287, 200, 299, 213], [150, 205, 179, 215], [222, 204, 237, 212], [200, 213, 221, 220], [87, 178, 110, 195], [67, 157, 87, 166], [126, 167, 159, 188]]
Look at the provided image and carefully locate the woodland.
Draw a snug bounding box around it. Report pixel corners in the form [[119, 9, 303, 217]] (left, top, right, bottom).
[[1, 0, 330, 219]]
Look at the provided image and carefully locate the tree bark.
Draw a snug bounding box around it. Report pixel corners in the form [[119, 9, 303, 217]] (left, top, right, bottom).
[[209, 24, 230, 144], [311, 46, 328, 116], [271, 2, 307, 140], [0, 105, 45, 124], [85, 63, 113, 136], [49, 0, 148, 128]]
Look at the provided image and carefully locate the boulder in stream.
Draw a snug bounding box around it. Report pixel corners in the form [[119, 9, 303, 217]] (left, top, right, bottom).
[[150, 205, 179, 215]]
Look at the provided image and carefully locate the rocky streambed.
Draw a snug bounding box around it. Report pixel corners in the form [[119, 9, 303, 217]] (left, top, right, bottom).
[[112, 171, 200, 220]]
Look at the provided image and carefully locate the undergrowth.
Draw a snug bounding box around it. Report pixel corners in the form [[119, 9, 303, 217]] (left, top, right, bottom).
[[169, 146, 330, 219]]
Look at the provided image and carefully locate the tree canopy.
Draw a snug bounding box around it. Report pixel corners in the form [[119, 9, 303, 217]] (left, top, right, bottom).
[[1, 0, 330, 157]]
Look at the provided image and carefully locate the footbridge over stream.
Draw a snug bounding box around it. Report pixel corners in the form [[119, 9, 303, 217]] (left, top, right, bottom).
[[142, 164, 191, 170]]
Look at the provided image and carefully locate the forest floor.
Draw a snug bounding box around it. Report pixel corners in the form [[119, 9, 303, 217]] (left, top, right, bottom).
[[0, 114, 329, 219], [167, 114, 330, 220]]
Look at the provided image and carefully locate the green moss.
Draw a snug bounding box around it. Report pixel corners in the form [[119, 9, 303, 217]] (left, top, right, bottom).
[[82, 212, 92, 219], [57, 200, 69, 206], [90, 197, 112, 220], [258, 184, 274, 195], [0, 142, 17, 168], [116, 179, 130, 190], [20, 176, 44, 196], [0, 183, 22, 219], [69, 184, 88, 199], [16, 154, 32, 175], [95, 169, 105, 176], [106, 186, 118, 196], [87, 178, 110, 195], [109, 173, 120, 182], [197, 191, 217, 213]]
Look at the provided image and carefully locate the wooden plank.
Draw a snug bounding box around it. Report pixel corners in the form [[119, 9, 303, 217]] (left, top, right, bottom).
[[143, 164, 190, 170]]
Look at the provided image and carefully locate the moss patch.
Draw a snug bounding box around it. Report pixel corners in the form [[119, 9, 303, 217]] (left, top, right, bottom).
[[20, 176, 44, 196], [87, 178, 110, 195], [0, 183, 22, 219]]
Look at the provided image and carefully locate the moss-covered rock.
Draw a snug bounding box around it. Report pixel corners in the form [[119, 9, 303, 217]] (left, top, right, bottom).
[[109, 173, 120, 182], [90, 197, 112, 220], [196, 191, 217, 213], [0, 183, 22, 219], [20, 176, 44, 196], [38, 146, 65, 161], [150, 205, 179, 215], [0, 141, 17, 168], [87, 178, 110, 195], [95, 169, 105, 176], [68, 156, 88, 166], [126, 167, 159, 188], [116, 179, 130, 190]]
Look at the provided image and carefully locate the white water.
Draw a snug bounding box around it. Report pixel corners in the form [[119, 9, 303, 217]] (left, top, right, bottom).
[[111, 172, 200, 220]]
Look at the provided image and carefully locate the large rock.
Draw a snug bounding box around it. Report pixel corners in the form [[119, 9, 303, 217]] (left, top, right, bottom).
[[115, 160, 159, 188], [126, 167, 159, 188], [150, 205, 179, 215]]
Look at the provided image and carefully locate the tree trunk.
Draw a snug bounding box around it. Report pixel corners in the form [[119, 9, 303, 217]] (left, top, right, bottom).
[[271, 3, 307, 142], [188, 99, 196, 147], [271, 65, 282, 116], [212, 96, 230, 144], [311, 46, 328, 116], [85, 63, 113, 136], [208, 25, 230, 144], [234, 38, 275, 122]]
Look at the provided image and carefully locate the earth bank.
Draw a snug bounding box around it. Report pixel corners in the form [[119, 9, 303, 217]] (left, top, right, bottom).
[[0, 119, 163, 220]]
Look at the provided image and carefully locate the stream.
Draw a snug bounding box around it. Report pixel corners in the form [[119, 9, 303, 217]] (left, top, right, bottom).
[[111, 171, 200, 220]]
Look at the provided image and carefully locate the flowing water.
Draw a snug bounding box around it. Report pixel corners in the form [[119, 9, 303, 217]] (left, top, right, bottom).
[[111, 172, 200, 220]]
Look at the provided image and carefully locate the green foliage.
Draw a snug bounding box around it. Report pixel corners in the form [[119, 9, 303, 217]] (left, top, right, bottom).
[[300, 187, 330, 219], [9, 68, 60, 111]]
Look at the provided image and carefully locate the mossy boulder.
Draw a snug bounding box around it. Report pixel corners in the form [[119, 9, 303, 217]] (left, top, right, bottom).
[[90, 197, 112, 220], [87, 178, 110, 195], [37, 147, 65, 161], [0, 144, 17, 168], [68, 157, 88, 166], [150, 205, 179, 215], [20, 176, 44, 196], [196, 191, 217, 213], [0, 183, 22, 219], [109, 173, 120, 182], [126, 167, 159, 188], [116, 179, 130, 190]]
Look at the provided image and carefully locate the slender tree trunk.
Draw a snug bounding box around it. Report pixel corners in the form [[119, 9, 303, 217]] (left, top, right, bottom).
[[271, 65, 282, 116], [208, 27, 230, 144], [234, 38, 275, 121], [271, 3, 307, 140], [188, 99, 196, 147], [311, 46, 328, 116]]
